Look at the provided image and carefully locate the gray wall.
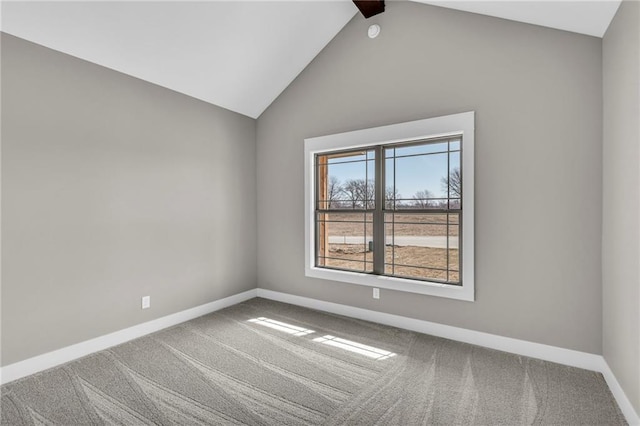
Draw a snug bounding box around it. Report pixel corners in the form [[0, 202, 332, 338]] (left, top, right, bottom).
[[257, 2, 604, 354], [1, 34, 257, 365], [603, 0, 640, 414]]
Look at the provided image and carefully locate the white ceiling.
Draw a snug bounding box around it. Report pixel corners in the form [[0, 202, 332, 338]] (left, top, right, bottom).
[[415, 1, 621, 38], [1, 1, 621, 119], [0, 1, 358, 118]]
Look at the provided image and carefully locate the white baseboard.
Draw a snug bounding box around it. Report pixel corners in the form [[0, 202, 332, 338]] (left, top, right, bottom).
[[600, 360, 640, 425], [256, 289, 601, 369], [2, 286, 637, 425], [256, 288, 639, 425], [0, 289, 257, 385]]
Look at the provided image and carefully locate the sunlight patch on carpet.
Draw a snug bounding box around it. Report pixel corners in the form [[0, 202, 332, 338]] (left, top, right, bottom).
[[313, 335, 396, 360], [248, 317, 315, 336]]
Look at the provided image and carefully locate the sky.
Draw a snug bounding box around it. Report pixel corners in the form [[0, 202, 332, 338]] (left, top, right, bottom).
[[326, 142, 460, 201]]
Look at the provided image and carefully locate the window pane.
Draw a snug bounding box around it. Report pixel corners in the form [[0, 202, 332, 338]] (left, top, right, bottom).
[[365, 220, 374, 272], [316, 212, 373, 272], [316, 150, 375, 210], [393, 141, 448, 157], [384, 139, 462, 211], [446, 151, 461, 201], [384, 222, 395, 275], [385, 158, 399, 209], [323, 151, 367, 164], [385, 147, 395, 158], [315, 137, 463, 285], [384, 213, 460, 284], [392, 152, 449, 208], [448, 214, 460, 280]]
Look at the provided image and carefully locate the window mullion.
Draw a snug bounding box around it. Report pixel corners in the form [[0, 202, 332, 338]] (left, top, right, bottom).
[[373, 146, 385, 274]]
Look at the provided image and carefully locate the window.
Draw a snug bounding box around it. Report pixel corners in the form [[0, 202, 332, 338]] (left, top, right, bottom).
[[304, 112, 474, 301]]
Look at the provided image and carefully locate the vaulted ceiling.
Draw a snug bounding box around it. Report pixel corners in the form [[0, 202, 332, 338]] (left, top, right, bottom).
[[1, 1, 621, 119]]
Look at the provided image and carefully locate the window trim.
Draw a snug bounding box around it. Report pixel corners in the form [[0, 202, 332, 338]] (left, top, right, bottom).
[[304, 112, 475, 302]]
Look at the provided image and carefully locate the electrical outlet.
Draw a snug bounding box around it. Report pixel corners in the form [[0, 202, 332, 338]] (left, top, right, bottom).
[[142, 296, 151, 309], [373, 288, 380, 299]]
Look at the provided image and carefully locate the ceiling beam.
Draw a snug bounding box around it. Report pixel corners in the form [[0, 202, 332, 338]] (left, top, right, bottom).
[[352, 1, 385, 19]]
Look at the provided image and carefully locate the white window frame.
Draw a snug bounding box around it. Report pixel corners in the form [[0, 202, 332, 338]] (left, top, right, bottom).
[[304, 112, 475, 302]]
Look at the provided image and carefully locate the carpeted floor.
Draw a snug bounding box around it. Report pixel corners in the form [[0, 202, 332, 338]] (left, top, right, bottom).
[[1, 298, 626, 425]]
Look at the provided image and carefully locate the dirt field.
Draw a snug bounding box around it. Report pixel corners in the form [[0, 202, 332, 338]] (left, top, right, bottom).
[[318, 212, 459, 236], [317, 212, 460, 283], [319, 244, 459, 283]]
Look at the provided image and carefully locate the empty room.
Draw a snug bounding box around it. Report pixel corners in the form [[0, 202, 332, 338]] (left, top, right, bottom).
[[1, 0, 638, 424]]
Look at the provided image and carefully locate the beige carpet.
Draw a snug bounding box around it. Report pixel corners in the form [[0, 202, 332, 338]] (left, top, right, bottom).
[[1, 298, 626, 425]]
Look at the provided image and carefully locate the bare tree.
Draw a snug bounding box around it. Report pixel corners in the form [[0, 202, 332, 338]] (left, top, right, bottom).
[[361, 180, 376, 209], [412, 189, 434, 208], [440, 167, 462, 199], [343, 179, 375, 209], [385, 187, 401, 209], [327, 176, 343, 209], [342, 180, 359, 209]]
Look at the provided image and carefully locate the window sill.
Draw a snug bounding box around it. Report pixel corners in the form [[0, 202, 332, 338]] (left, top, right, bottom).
[[305, 266, 474, 302]]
